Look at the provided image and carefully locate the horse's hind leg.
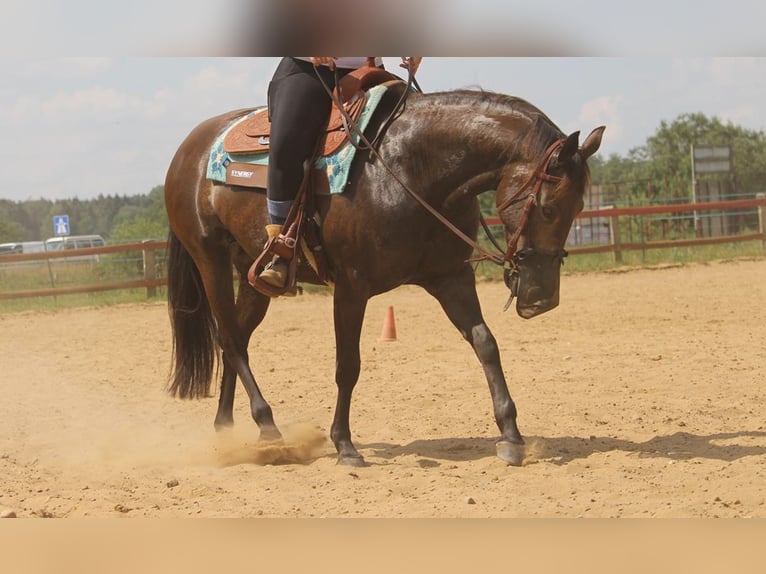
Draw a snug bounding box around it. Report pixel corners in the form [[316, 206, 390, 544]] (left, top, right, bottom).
[[197, 253, 280, 440], [330, 277, 370, 466], [215, 282, 271, 430], [214, 362, 237, 430], [422, 266, 524, 466]]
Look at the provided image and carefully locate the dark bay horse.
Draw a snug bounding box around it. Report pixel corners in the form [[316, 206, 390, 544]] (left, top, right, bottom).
[[164, 85, 604, 466]]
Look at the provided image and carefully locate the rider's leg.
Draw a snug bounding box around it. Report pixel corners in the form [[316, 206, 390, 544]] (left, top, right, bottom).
[[259, 58, 337, 288]]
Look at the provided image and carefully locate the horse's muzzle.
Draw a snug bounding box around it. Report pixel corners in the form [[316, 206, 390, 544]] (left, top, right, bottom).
[[504, 248, 567, 319]]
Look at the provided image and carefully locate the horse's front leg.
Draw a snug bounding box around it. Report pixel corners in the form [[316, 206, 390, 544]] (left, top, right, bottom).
[[423, 266, 524, 466], [330, 276, 369, 466]]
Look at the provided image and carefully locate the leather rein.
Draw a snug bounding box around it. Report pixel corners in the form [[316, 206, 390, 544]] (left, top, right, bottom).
[[313, 62, 566, 272]]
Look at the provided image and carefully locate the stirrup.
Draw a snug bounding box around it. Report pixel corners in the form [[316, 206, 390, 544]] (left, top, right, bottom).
[[258, 258, 296, 292], [248, 255, 299, 298]]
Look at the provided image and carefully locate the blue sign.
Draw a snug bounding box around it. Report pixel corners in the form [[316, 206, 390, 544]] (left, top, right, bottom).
[[53, 214, 70, 237]]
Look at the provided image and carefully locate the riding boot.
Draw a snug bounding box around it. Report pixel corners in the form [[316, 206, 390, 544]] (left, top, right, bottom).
[[258, 224, 290, 289]]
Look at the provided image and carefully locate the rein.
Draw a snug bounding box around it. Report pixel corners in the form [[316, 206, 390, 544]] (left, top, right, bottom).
[[313, 62, 565, 271]]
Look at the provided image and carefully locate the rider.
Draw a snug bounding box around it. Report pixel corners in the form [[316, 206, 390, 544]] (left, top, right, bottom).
[[258, 56, 423, 291]]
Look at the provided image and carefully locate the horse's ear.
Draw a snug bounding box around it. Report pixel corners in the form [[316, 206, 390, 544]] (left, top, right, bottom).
[[579, 126, 606, 159], [557, 131, 580, 166]]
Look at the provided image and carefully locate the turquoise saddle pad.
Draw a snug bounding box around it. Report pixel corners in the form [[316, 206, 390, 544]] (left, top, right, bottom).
[[206, 84, 390, 195]]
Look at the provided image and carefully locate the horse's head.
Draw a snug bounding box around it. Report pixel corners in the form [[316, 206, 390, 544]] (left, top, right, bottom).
[[496, 125, 605, 319]]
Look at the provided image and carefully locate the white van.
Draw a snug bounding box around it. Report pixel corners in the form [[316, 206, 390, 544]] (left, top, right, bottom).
[[44, 235, 106, 262], [44, 235, 105, 251]]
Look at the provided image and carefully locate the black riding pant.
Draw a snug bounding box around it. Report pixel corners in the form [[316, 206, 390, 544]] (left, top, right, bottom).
[[266, 57, 351, 224]]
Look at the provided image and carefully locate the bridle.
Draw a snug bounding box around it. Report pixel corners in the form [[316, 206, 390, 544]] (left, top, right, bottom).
[[495, 138, 570, 309], [312, 63, 569, 302], [496, 138, 565, 262]]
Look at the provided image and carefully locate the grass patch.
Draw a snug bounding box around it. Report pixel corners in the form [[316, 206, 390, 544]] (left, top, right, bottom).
[[474, 239, 764, 279], [2, 240, 763, 314]]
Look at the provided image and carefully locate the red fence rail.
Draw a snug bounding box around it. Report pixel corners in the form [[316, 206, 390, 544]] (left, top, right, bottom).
[[0, 240, 167, 301], [1, 196, 765, 302], [486, 195, 766, 261]]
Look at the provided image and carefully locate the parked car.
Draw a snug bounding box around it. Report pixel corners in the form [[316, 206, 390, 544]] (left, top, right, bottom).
[[0, 241, 46, 255], [0, 241, 47, 268]]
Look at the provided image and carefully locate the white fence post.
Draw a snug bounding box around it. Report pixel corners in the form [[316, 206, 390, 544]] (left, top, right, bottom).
[[757, 193, 765, 253], [142, 241, 157, 298], [604, 206, 622, 263]]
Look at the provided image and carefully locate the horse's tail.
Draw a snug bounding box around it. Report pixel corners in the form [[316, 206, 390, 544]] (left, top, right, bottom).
[[166, 229, 219, 399]]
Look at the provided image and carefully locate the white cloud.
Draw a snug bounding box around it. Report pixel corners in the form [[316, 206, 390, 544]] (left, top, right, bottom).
[[40, 87, 147, 116], [720, 103, 755, 125], [60, 57, 113, 74], [710, 58, 766, 88], [185, 64, 252, 93], [578, 95, 624, 153], [7, 95, 40, 121]]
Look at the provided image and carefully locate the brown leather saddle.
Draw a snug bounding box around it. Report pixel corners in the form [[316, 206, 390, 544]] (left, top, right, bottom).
[[224, 88, 366, 158], [224, 64, 398, 159]]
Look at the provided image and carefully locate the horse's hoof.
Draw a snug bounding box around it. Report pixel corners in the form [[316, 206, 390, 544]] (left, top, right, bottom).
[[496, 440, 525, 466], [213, 418, 234, 431], [259, 426, 282, 442], [337, 454, 367, 467]]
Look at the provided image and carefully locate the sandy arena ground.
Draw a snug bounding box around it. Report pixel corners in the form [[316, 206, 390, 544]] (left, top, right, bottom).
[[1, 258, 764, 518]]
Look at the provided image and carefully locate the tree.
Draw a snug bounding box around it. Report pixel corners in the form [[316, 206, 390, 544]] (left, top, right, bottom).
[[590, 112, 766, 204], [109, 216, 167, 242], [109, 185, 168, 242], [0, 219, 24, 243], [636, 113, 766, 198]]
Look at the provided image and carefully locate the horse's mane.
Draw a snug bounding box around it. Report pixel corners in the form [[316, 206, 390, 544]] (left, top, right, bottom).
[[415, 89, 564, 159]]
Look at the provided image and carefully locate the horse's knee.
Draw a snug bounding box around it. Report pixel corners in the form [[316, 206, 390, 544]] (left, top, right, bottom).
[[470, 324, 499, 362], [335, 357, 361, 389]]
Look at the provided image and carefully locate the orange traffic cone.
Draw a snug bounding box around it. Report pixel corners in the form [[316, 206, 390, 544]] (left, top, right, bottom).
[[380, 305, 397, 342]]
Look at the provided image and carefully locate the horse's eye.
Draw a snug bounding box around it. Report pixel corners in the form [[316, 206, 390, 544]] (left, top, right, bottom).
[[541, 205, 555, 220]]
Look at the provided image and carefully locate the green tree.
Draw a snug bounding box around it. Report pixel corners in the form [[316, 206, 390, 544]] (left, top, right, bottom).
[[590, 112, 766, 205], [0, 219, 25, 243], [110, 216, 167, 242], [109, 185, 168, 241], [634, 113, 766, 199]]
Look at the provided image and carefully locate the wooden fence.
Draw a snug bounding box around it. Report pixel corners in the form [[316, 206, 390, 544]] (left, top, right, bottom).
[[1, 196, 764, 301], [486, 195, 766, 262], [0, 240, 167, 300]]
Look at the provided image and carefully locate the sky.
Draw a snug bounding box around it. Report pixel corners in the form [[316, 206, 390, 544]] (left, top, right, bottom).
[[1, 57, 765, 202], [0, 0, 765, 202]]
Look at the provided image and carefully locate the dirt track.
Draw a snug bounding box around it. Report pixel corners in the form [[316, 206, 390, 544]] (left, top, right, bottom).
[[1, 258, 764, 518]]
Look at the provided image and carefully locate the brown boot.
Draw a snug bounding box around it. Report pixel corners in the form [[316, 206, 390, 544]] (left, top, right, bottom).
[[259, 257, 289, 288], [258, 224, 290, 289]]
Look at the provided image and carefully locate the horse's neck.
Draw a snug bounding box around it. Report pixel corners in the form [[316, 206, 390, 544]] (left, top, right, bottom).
[[401, 101, 531, 199]]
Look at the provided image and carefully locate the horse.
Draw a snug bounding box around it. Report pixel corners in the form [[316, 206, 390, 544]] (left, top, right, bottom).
[[164, 83, 604, 467]]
